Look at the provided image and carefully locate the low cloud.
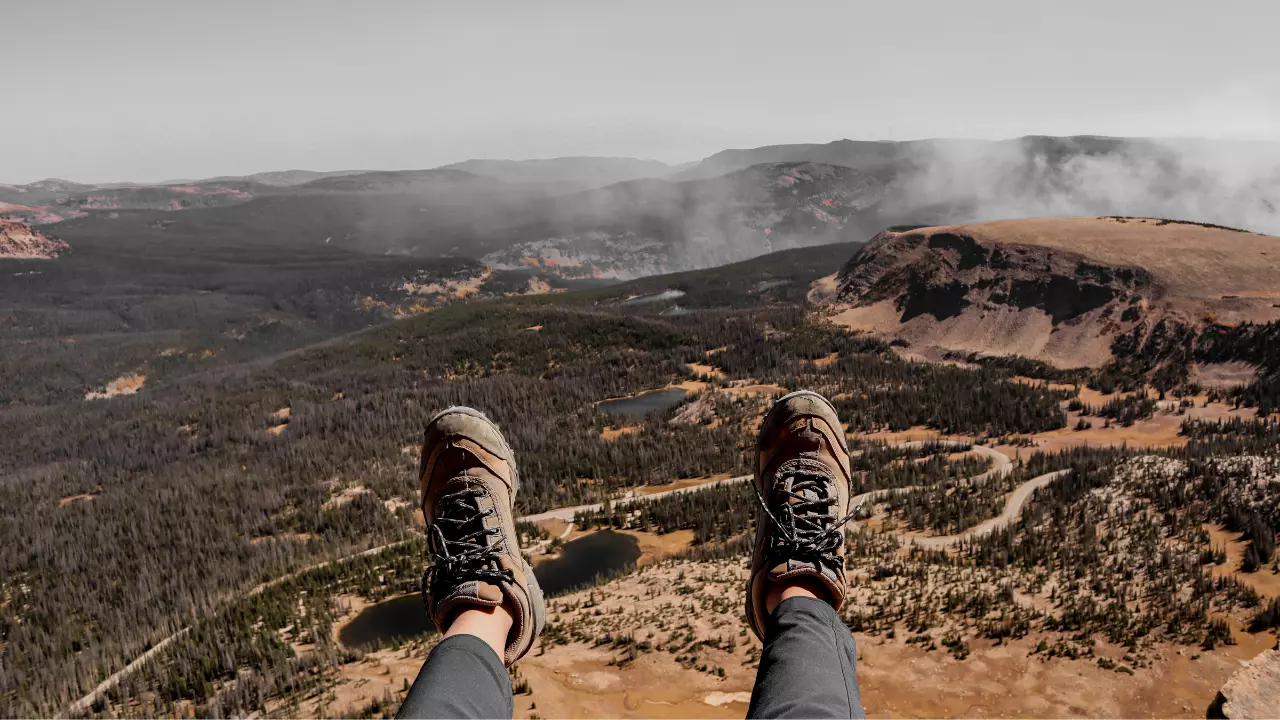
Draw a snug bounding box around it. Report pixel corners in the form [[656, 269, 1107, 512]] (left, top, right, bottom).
[[885, 136, 1280, 234]]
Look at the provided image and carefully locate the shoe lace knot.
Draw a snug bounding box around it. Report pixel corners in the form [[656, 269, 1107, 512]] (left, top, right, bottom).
[[755, 468, 859, 570], [424, 485, 514, 593]]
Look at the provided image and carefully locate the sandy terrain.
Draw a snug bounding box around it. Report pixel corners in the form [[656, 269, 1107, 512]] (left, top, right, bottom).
[[672, 379, 711, 394], [601, 424, 642, 441], [322, 485, 372, 510], [856, 384, 1256, 461], [1190, 362, 1259, 388], [687, 362, 725, 379], [0, 218, 68, 258], [505, 559, 1276, 719], [617, 528, 697, 566], [809, 352, 839, 367], [830, 300, 905, 334], [532, 517, 572, 539], [1020, 391, 1254, 458], [401, 267, 494, 299], [84, 373, 145, 400], [1205, 525, 1280, 599], [721, 383, 788, 398], [383, 497, 414, 513], [57, 492, 99, 507], [807, 272, 841, 304]]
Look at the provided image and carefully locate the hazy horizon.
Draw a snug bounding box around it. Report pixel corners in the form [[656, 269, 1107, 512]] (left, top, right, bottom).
[[5, 0, 1279, 184]]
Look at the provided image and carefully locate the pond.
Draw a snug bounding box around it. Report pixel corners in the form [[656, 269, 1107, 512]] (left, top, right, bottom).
[[598, 388, 688, 419], [534, 529, 641, 596], [620, 289, 686, 306], [337, 530, 641, 650]]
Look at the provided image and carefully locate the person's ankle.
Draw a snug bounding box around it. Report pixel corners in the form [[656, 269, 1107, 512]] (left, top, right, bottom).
[[765, 575, 831, 615], [443, 601, 514, 660]]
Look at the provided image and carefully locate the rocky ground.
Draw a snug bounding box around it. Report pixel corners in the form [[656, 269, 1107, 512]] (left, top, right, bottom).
[[0, 219, 68, 259]]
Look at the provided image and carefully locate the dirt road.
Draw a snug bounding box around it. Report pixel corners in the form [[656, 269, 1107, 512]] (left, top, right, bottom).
[[883, 469, 1071, 549], [519, 475, 751, 523]]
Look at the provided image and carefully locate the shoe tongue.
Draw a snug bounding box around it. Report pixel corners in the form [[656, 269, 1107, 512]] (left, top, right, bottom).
[[441, 469, 500, 493], [772, 458, 835, 502]]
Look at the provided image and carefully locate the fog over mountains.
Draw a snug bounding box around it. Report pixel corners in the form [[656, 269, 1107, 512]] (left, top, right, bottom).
[[3, 135, 1278, 278]]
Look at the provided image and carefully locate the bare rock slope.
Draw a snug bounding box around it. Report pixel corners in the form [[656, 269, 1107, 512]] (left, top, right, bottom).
[[1212, 648, 1280, 719], [834, 217, 1280, 368], [0, 219, 68, 259]]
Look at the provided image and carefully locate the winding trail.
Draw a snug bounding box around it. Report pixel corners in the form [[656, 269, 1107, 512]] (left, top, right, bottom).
[[66, 536, 420, 716], [871, 468, 1071, 549], [64, 441, 1061, 716], [66, 629, 192, 716], [865, 461, 1075, 545]]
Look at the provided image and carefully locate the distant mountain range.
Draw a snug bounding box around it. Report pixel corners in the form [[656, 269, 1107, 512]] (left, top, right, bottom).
[[439, 156, 682, 188], [4, 136, 1278, 278]]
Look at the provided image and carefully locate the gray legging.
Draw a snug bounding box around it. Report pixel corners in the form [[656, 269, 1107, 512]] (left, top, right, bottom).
[[397, 596, 865, 719]]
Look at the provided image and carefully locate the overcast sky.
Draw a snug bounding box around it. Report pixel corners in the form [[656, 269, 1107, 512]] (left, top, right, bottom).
[[4, 0, 1279, 184]]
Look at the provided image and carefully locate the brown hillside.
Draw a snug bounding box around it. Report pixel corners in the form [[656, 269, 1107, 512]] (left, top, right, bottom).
[[833, 217, 1280, 367], [0, 219, 69, 259]]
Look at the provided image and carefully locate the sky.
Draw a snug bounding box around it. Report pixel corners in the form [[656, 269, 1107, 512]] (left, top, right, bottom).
[[3, 0, 1279, 184]]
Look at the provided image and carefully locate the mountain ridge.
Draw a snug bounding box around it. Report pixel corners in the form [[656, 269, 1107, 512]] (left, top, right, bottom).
[[831, 217, 1280, 375]]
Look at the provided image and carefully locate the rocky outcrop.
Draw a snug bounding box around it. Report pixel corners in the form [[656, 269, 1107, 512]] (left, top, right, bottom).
[[0, 220, 68, 259], [832, 218, 1280, 368], [1210, 648, 1280, 719], [835, 225, 1154, 367]]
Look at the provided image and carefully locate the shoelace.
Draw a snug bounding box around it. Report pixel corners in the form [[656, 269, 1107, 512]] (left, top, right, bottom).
[[754, 469, 862, 571], [424, 486, 514, 595]]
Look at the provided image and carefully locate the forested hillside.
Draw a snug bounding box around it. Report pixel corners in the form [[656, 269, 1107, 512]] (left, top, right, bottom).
[[3, 235, 1278, 717]]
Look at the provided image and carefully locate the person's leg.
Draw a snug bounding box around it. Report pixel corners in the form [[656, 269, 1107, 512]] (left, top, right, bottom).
[[747, 581, 864, 719], [743, 392, 866, 719], [397, 407, 546, 719], [400, 605, 515, 718]]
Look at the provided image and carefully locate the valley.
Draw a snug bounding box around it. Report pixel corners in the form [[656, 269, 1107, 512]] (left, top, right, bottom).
[[10, 2, 1280, 715], [4, 218, 1278, 716], [3, 148, 1280, 719]]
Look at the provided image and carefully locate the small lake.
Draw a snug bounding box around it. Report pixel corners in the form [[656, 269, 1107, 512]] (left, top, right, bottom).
[[620, 289, 686, 306], [598, 388, 688, 419], [337, 530, 641, 650], [534, 529, 641, 596]]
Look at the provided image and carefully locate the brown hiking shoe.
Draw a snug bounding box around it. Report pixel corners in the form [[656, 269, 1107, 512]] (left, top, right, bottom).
[[419, 406, 545, 666], [745, 390, 857, 640]]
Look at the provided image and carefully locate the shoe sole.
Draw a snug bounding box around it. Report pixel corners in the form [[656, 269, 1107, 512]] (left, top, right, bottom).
[[424, 405, 521, 500]]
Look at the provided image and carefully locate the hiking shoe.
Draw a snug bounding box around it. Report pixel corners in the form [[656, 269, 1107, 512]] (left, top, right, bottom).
[[745, 390, 857, 640], [419, 406, 545, 666]]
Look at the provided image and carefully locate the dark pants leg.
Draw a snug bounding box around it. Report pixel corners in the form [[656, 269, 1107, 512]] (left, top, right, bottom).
[[397, 634, 512, 719], [748, 596, 865, 719]]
